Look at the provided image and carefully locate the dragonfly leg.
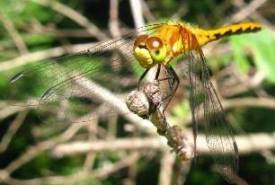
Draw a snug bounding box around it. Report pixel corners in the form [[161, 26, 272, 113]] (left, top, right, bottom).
[[160, 65, 179, 112], [138, 68, 150, 90], [169, 65, 180, 91], [138, 64, 161, 90], [154, 64, 161, 80]]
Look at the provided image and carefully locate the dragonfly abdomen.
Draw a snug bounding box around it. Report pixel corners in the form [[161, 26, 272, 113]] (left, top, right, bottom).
[[194, 22, 262, 46]]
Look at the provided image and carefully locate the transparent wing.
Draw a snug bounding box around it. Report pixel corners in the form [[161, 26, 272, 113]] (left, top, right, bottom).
[[187, 49, 239, 179], [9, 23, 162, 104], [5, 23, 163, 124]]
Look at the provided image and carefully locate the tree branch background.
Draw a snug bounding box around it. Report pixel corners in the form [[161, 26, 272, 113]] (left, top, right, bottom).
[[0, 0, 274, 185]]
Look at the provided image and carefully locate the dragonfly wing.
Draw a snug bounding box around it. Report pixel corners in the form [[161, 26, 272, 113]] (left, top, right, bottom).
[[8, 23, 163, 106], [187, 49, 239, 179], [9, 39, 133, 105], [5, 23, 166, 126], [40, 40, 135, 104]]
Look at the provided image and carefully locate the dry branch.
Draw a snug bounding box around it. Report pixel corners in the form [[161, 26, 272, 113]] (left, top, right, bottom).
[[0, 43, 96, 72], [28, 0, 108, 40], [52, 132, 275, 157]]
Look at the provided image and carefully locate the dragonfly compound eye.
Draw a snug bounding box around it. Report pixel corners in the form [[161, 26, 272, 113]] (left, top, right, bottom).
[[133, 35, 154, 69], [146, 36, 167, 63], [134, 35, 148, 47]]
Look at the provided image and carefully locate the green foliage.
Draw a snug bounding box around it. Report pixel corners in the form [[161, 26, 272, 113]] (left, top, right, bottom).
[[171, 100, 191, 123], [22, 33, 56, 48], [231, 29, 275, 83]]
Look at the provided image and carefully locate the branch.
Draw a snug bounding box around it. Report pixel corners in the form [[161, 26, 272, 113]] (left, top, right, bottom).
[[28, 0, 108, 40], [230, 0, 267, 22], [0, 43, 96, 72], [109, 0, 121, 37], [0, 153, 139, 185], [129, 0, 145, 28], [3, 122, 84, 174], [0, 13, 28, 54], [73, 77, 156, 133], [158, 151, 174, 185], [0, 111, 27, 153], [51, 132, 275, 157], [0, 102, 30, 120], [224, 97, 275, 109]]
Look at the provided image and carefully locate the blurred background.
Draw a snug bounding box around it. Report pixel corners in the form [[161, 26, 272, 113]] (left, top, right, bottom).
[[0, 0, 275, 185]]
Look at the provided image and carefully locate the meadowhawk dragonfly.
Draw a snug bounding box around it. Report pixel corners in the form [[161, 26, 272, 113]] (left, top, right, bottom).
[[7, 21, 261, 180]]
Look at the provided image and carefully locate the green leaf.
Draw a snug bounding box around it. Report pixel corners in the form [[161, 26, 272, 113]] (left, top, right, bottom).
[[172, 100, 190, 119], [230, 28, 275, 83]]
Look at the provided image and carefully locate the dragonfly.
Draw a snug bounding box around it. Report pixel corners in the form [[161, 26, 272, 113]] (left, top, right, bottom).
[[8, 21, 261, 180], [129, 21, 261, 180]]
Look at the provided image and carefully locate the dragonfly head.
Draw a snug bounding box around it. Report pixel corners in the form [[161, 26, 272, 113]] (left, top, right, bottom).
[[133, 35, 167, 68]]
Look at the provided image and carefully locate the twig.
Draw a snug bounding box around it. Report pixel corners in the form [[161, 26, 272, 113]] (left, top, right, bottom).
[[3, 122, 84, 174], [141, 0, 156, 22], [172, 96, 275, 138], [93, 152, 139, 179], [173, 160, 191, 185], [52, 137, 163, 157], [0, 43, 96, 72], [0, 111, 27, 153], [213, 165, 250, 185], [28, 0, 108, 40], [0, 153, 140, 185], [73, 76, 156, 133], [0, 13, 28, 54], [0, 102, 30, 120], [223, 97, 275, 109], [125, 151, 139, 185], [231, 0, 274, 30], [261, 150, 275, 164], [158, 151, 175, 185], [82, 113, 98, 171], [230, 0, 267, 22], [171, 5, 188, 21], [56, 139, 152, 157], [129, 0, 145, 29], [28, 27, 93, 38], [109, 0, 121, 37], [51, 132, 275, 157]]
